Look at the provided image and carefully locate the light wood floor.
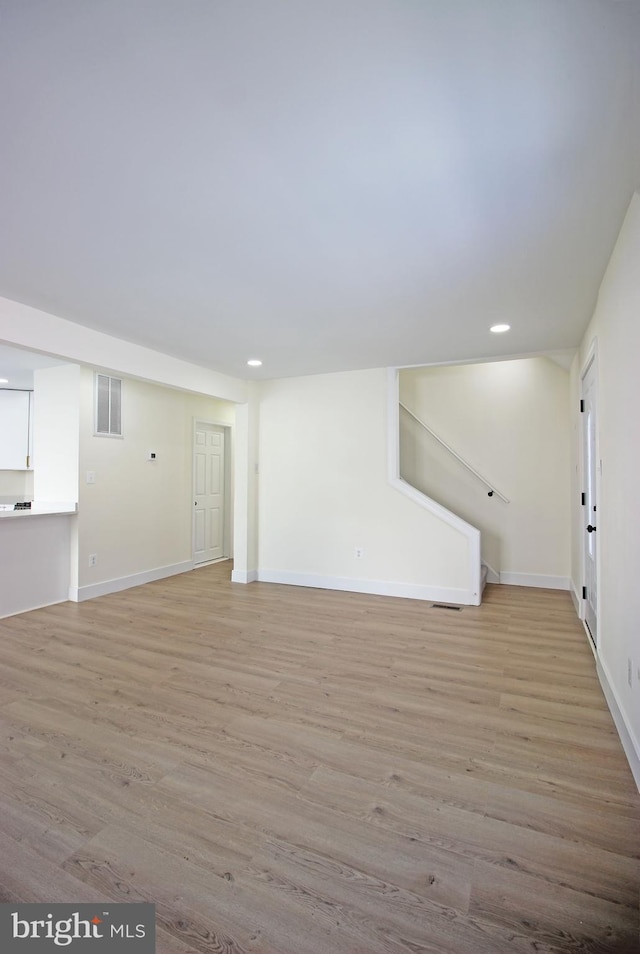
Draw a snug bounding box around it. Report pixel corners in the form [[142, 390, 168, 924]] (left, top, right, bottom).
[[1, 562, 638, 953]]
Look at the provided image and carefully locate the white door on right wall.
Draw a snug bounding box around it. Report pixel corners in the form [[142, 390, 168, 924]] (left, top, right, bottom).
[[581, 356, 598, 646]]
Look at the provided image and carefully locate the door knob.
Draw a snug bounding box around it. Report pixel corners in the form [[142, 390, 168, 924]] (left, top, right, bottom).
[[587, 524, 596, 533]]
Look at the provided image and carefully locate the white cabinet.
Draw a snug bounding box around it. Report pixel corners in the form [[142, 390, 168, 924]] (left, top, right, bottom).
[[0, 390, 32, 470]]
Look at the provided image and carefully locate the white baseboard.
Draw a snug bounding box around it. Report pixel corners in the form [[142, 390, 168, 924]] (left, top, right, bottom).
[[69, 560, 193, 602], [567, 584, 638, 792], [482, 562, 500, 584], [231, 569, 258, 584], [0, 597, 70, 621], [499, 571, 570, 590], [596, 657, 640, 793], [256, 569, 478, 605], [570, 579, 582, 616]]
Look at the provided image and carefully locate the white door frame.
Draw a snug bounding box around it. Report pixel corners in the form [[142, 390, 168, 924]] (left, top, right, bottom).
[[192, 419, 233, 564], [579, 341, 599, 648]]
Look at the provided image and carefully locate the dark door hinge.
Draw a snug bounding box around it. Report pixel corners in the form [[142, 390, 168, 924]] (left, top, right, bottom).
[[580, 399, 584, 412], [581, 492, 585, 506], [582, 586, 587, 600]]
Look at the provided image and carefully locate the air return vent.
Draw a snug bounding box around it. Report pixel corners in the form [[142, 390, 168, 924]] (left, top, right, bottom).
[[431, 603, 462, 612], [95, 373, 122, 436]]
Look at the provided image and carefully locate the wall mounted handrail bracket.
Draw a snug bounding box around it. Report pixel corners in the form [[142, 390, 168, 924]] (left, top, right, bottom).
[[399, 402, 510, 504]]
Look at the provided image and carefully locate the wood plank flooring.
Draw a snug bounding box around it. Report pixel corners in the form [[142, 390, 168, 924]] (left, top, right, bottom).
[[0, 562, 638, 953]]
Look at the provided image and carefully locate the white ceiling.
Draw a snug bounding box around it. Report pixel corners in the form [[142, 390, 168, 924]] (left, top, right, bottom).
[[0, 0, 638, 381]]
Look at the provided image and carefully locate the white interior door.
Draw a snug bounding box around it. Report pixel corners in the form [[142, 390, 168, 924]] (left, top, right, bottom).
[[581, 357, 598, 645], [193, 423, 226, 564]]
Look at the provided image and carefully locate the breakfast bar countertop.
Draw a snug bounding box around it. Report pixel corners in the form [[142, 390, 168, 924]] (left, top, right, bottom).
[[0, 502, 78, 518]]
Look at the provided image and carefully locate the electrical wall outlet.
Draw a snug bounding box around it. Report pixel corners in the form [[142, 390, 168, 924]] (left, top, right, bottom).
[[88, 553, 98, 567], [85, 471, 96, 484], [355, 547, 364, 559]]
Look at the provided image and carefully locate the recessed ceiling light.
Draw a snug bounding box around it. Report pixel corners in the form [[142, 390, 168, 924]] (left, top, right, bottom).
[[247, 359, 262, 367], [490, 323, 511, 333]]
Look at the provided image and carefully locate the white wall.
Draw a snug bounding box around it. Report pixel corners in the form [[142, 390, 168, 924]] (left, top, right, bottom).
[[0, 470, 33, 502], [400, 358, 571, 586], [76, 367, 235, 594], [33, 364, 81, 504], [231, 382, 260, 583], [0, 513, 72, 618], [257, 368, 473, 602], [572, 192, 640, 786]]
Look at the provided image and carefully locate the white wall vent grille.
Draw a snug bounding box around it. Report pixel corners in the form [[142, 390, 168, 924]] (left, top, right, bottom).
[[95, 373, 122, 436]]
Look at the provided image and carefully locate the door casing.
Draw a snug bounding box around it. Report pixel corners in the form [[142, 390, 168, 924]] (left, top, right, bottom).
[[580, 345, 599, 647]]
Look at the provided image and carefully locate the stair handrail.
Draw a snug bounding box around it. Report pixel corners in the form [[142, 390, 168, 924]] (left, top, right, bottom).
[[399, 402, 510, 504]]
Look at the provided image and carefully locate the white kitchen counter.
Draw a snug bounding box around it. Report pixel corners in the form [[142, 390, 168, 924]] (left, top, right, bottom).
[[0, 504, 77, 618], [0, 501, 77, 518]]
